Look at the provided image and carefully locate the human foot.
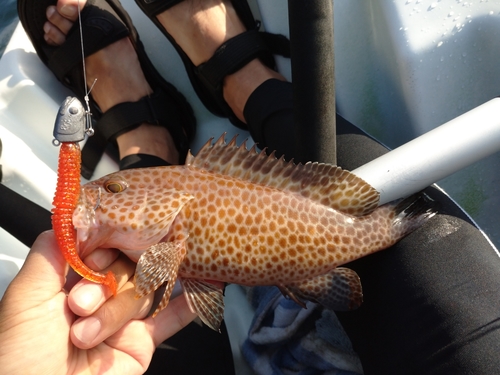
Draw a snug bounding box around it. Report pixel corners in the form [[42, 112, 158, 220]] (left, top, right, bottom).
[[44, 0, 180, 164], [156, 0, 286, 123]]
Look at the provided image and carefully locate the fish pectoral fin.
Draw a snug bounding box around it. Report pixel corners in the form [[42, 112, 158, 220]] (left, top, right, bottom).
[[134, 240, 186, 317], [286, 267, 363, 311], [180, 279, 225, 332]]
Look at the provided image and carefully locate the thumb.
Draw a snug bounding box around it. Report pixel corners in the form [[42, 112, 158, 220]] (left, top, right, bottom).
[[4, 231, 68, 303]]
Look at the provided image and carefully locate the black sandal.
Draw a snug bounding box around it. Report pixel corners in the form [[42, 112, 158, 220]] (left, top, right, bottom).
[[18, 0, 196, 179], [134, 0, 290, 129]]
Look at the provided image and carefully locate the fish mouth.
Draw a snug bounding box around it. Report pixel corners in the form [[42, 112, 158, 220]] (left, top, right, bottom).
[[72, 187, 110, 259], [73, 187, 99, 235]]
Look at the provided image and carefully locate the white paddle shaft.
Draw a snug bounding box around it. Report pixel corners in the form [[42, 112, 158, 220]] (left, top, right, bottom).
[[352, 98, 500, 205]]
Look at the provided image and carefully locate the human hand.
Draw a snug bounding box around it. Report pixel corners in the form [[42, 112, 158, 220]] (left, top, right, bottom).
[[0, 231, 196, 375]]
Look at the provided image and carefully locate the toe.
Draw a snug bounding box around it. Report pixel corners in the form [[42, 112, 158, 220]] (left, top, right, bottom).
[[45, 5, 75, 44], [44, 0, 86, 46], [56, 0, 82, 22], [43, 19, 67, 46]]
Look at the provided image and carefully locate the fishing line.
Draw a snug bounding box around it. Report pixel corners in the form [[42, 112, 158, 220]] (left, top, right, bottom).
[[77, 0, 95, 136]]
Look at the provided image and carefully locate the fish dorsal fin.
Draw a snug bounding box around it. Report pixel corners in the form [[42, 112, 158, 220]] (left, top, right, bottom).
[[186, 134, 380, 216]]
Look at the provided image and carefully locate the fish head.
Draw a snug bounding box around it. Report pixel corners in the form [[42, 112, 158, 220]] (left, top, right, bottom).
[[73, 169, 193, 261]]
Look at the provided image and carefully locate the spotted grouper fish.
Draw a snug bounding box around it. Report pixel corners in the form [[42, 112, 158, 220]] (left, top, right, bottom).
[[73, 135, 434, 330]]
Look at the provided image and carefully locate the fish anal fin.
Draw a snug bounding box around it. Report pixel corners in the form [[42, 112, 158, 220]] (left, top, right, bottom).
[[180, 279, 225, 332], [186, 134, 379, 216], [134, 241, 186, 316], [287, 267, 363, 311]]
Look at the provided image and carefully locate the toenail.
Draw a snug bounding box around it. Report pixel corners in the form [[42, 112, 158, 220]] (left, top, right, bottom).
[[43, 22, 51, 34], [60, 4, 78, 18], [46, 6, 56, 19]]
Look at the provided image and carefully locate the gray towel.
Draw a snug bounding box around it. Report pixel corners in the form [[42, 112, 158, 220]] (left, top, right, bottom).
[[242, 286, 363, 375]]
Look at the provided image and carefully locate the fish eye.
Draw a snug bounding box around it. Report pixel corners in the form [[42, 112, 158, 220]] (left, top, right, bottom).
[[104, 178, 128, 193]]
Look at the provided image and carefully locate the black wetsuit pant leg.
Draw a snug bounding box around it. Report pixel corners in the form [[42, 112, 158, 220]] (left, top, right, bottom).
[[244, 79, 297, 161], [335, 120, 500, 375], [244, 83, 500, 374]]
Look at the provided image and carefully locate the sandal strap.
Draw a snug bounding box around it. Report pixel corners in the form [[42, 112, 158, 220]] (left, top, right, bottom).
[[81, 89, 189, 179], [135, 0, 255, 30], [134, 0, 183, 16], [98, 89, 181, 141], [196, 29, 290, 92], [81, 128, 108, 180]]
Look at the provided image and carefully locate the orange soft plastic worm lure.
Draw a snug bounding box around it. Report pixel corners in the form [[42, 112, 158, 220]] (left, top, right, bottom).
[[52, 97, 117, 295]]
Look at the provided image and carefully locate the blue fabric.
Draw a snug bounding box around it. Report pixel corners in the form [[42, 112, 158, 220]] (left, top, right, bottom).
[[242, 286, 363, 375]]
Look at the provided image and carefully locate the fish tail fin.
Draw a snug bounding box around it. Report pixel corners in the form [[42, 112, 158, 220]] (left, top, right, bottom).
[[389, 192, 436, 241]]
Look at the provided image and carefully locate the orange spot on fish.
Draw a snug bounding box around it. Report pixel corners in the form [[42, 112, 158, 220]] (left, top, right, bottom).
[[279, 238, 287, 248]]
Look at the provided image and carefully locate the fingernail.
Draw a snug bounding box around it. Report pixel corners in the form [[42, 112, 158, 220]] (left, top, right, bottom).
[[60, 4, 78, 18], [73, 283, 105, 312], [73, 317, 101, 345], [87, 248, 117, 270]]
